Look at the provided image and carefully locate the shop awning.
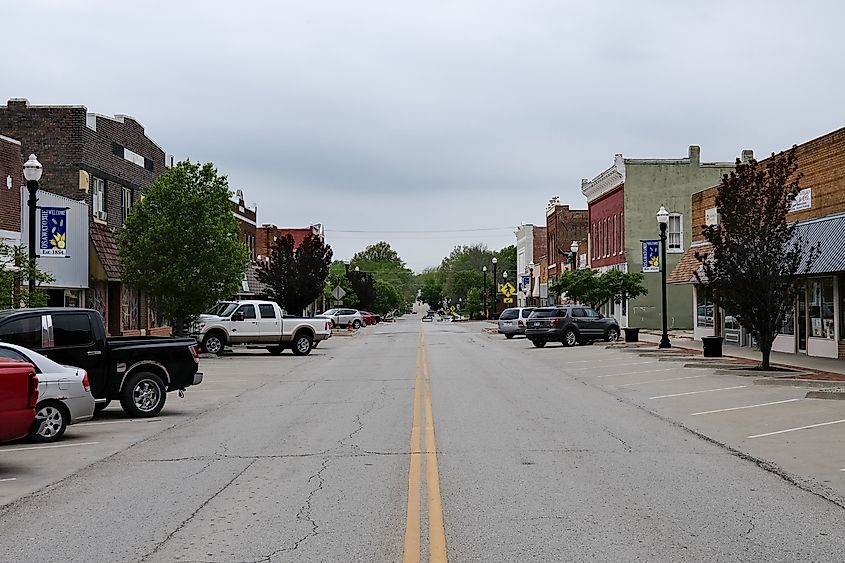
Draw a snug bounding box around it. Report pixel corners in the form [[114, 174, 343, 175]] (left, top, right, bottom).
[[90, 222, 121, 281], [667, 242, 711, 284], [795, 212, 845, 274]]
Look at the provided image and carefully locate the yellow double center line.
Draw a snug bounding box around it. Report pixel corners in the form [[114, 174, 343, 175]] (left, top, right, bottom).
[[403, 327, 448, 563]]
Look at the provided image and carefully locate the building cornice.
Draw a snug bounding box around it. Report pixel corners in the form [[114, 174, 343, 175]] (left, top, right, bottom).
[[581, 154, 625, 203]]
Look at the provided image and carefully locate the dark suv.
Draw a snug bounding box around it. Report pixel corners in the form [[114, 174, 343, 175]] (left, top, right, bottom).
[[524, 306, 620, 348]]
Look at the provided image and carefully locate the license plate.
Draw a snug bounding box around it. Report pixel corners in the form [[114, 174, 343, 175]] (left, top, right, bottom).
[[531, 321, 540, 327]]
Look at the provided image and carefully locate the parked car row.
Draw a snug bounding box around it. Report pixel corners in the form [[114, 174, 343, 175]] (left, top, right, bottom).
[[498, 306, 620, 347], [0, 307, 204, 445], [316, 308, 384, 328]]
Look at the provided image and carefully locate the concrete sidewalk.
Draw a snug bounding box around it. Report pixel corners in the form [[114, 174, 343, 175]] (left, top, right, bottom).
[[637, 330, 845, 375]]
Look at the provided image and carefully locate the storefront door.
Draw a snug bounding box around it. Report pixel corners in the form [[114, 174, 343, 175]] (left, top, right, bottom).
[[798, 284, 807, 353]]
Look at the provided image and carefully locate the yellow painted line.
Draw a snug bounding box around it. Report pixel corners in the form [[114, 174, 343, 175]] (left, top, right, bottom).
[[402, 332, 424, 563], [422, 330, 448, 562]]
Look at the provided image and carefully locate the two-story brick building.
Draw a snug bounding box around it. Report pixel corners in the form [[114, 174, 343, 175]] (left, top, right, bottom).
[[669, 127, 845, 360], [0, 98, 168, 335], [544, 197, 588, 304]]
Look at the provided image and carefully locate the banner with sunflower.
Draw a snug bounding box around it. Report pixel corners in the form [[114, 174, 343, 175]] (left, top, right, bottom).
[[641, 240, 659, 273], [39, 207, 68, 257]]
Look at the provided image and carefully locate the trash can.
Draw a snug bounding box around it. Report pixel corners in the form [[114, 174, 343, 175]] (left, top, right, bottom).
[[701, 336, 724, 357], [623, 327, 640, 343]]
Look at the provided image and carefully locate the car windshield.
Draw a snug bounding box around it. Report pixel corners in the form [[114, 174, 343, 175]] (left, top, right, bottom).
[[207, 302, 238, 317]]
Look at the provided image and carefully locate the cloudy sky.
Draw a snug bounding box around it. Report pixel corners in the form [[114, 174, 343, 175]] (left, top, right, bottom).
[[3, 1, 843, 271]]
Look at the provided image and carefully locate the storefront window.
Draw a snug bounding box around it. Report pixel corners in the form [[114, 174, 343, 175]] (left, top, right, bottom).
[[809, 277, 835, 339], [780, 305, 794, 335], [696, 286, 713, 327]]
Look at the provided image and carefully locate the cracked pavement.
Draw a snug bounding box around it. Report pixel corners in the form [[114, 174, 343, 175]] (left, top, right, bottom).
[[0, 318, 844, 561]]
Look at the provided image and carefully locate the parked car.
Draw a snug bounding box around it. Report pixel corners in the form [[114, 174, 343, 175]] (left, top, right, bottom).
[[525, 306, 620, 348], [0, 359, 39, 444], [0, 343, 95, 442], [192, 300, 332, 356], [317, 308, 364, 329], [497, 307, 535, 338], [359, 311, 378, 326], [0, 308, 203, 418]]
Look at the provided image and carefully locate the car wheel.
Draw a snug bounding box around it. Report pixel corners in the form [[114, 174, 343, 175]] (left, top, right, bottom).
[[267, 345, 283, 356], [202, 331, 226, 355], [93, 400, 111, 415], [505, 333, 515, 339], [30, 401, 69, 443], [120, 371, 167, 418], [531, 340, 546, 348], [291, 332, 313, 356], [563, 329, 577, 347], [352, 320, 362, 329], [606, 327, 620, 342]]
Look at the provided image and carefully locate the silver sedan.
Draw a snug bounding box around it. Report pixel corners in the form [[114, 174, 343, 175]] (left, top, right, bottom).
[[0, 342, 95, 442]]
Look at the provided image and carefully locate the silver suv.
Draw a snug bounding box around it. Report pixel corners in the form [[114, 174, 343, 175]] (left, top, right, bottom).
[[497, 307, 536, 339]]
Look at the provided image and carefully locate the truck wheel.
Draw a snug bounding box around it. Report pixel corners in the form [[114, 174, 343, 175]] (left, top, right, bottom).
[[30, 401, 69, 442], [505, 334, 514, 339], [93, 400, 111, 415], [120, 371, 167, 418], [267, 346, 283, 356], [202, 331, 226, 355], [291, 332, 313, 356]]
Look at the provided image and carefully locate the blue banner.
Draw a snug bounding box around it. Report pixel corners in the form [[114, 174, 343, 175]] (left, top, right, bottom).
[[642, 240, 659, 272], [39, 207, 68, 257]]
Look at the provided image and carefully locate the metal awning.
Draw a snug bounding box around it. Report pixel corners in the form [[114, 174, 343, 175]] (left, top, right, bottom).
[[795, 213, 845, 274]]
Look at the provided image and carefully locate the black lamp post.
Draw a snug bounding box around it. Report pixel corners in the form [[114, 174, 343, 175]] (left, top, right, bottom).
[[491, 257, 498, 319], [482, 265, 488, 319], [528, 261, 534, 307], [569, 240, 579, 270], [23, 154, 43, 295], [657, 205, 671, 348]]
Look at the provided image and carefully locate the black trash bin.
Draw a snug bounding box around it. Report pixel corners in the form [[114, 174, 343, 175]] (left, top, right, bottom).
[[701, 336, 724, 357], [623, 327, 640, 343]]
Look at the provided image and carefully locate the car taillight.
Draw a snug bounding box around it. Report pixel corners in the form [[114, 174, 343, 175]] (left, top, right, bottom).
[[326, 322, 331, 331], [27, 373, 39, 409], [81, 371, 90, 393], [190, 343, 200, 364], [518, 320, 524, 327], [550, 318, 561, 327]]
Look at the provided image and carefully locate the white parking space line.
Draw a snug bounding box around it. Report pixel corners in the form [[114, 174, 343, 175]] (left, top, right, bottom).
[[0, 478, 17, 482], [597, 368, 677, 379], [617, 375, 709, 387], [747, 419, 845, 439], [691, 399, 801, 416], [76, 418, 161, 427], [569, 361, 654, 371], [649, 386, 746, 400], [0, 442, 99, 453], [566, 357, 655, 365]]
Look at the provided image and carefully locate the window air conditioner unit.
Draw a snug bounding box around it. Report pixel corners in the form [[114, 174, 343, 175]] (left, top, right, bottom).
[[96, 210, 108, 221]]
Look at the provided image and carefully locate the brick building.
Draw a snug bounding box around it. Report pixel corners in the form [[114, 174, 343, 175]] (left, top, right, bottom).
[[515, 224, 548, 306], [0, 134, 22, 242], [256, 224, 324, 261], [0, 98, 168, 335], [669, 127, 845, 360], [544, 197, 588, 304], [581, 146, 739, 329]]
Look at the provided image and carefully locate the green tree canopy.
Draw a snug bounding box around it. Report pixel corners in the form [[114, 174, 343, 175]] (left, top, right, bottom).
[[258, 232, 333, 315], [550, 269, 647, 310], [118, 160, 249, 334]]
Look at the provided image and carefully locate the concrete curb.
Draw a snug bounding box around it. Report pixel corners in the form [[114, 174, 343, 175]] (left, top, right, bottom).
[[684, 362, 750, 370], [752, 377, 838, 388], [806, 388, 845, 400]]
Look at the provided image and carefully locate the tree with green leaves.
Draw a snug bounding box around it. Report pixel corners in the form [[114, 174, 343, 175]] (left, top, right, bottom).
[[418, 270, 444, 309], [697, 147, 817, 369], [0, 241, 55, 309], [372, 279, 405, 315], [351, 241, 415, 304], [324, 261, 360, 309], [346, 263, 376, 310], [258, 232, 333, 315], [551, 269, 647, 311], [118, 160, 249, 335]]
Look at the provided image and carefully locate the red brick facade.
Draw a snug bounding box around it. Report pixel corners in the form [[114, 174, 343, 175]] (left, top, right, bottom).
[[545, 202, 588, 279], [231, 190, 257, 261], [0, 135, 22, 234], [256, 224, 322, 260], [588, 184, 625, 268]]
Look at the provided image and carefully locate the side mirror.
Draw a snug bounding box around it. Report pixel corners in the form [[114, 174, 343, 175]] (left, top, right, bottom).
[[232, 312, 245, 322]]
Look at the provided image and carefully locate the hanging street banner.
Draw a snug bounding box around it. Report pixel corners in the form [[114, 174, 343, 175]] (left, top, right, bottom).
[[39, 207, 68, 257], [642, 240, 659, 272]]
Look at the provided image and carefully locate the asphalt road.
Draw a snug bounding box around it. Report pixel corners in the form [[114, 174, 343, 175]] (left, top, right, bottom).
[[1, 317, 844, 562]]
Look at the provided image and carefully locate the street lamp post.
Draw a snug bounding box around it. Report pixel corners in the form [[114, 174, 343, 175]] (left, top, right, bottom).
[[570, 240, 579, 269], [656, 206, 671, 348], [528, 261, 535, 307], [491, 257, 498, 319], [482, 266, 488, 319], [23, 154, 43, 295]]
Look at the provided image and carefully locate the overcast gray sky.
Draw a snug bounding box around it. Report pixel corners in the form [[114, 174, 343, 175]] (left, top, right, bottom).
[[4, 1, 844, 271]]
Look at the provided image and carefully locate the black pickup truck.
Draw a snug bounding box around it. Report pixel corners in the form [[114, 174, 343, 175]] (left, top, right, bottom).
[[0, 308, 202, 417]]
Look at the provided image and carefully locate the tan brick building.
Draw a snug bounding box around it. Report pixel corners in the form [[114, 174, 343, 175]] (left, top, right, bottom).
[[670, 127, 845, 360]]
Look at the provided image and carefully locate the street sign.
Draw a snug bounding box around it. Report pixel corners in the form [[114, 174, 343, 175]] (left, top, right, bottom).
[[500, 282, 516, 299], [503, 297, 514, 304], [331, 285, 346, 300]]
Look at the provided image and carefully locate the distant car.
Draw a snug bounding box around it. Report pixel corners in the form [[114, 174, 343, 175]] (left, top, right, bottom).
[[422, 311, 435, 322], [497, 307, 536, 338], [359, 311, 378, 326], [317, 308, 364, 329], [525, 306, 620, 348], [0, 343, 95, 442]]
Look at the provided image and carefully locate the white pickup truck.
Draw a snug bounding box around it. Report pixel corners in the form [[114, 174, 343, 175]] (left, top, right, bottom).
[[191, 300, 332, 356]]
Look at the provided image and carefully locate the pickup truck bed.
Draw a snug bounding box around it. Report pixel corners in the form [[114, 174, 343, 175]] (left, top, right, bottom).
[[0, 359, 39, 443]]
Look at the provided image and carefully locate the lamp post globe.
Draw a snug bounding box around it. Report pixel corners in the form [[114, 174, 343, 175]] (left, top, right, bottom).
[[656, 205, 671, 348], [482, 266, 488, 319], [23, 154, 43, 295], [570, 240, 579, 269], [502, 271, 508, 279]]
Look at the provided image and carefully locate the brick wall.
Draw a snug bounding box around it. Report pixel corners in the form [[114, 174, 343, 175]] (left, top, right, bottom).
[[588, 184, 625, 268], [532, 226, 547, 267], [0, 135, 22, 232], [692, 127, 845, 239], [546, 205, 588, 275], [232, 193, 257, 261]]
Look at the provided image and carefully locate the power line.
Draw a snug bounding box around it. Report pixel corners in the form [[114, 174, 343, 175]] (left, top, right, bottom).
[[326, 226, 515, 234]]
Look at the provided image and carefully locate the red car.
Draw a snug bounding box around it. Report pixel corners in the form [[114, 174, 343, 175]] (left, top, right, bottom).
[[359, 311, 378, 326], [0, 359, 39, 444]]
